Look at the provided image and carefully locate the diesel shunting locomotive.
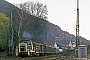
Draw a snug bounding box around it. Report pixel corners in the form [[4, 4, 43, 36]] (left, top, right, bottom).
[[16, 40, 62, 57]]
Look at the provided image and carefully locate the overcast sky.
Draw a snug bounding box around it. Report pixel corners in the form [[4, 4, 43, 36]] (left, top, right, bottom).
[[5, 0, 90, 40]]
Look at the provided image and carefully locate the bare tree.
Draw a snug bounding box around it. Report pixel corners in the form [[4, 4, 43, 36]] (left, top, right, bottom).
[[17, 1, 48, 20], [13, 1, 48, 43], [14, 4, 24, 41]]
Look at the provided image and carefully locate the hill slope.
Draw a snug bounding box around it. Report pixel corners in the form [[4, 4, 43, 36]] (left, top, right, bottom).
[[0, 0, 90, 46]]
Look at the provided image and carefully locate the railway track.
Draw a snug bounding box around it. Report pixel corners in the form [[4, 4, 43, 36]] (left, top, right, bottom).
[[1, 53, 90, 60], [0, 54, 64, 60]]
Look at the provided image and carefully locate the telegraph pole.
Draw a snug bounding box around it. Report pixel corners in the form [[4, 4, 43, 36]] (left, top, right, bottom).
[[10, 11, 14, 56], [76, 0, 80, 58], [76, 0, 80, 49]]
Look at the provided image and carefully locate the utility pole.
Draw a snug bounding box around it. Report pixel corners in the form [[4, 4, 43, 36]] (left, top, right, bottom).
[[10, 11, 14, 56], [76, 0, 80, 58], [76, 0, 80, 49]]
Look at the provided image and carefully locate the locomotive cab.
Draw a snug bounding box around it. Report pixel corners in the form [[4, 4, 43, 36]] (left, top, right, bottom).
[[18, 43, 28, 57]]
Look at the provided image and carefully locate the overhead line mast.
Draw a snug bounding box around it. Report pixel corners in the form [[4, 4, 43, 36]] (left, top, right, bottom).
[[76, 0, 80, 49]]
